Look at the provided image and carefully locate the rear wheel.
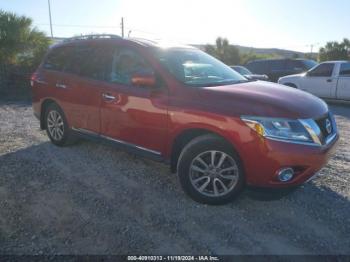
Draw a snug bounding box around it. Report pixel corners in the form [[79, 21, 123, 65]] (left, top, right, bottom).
[[45, 103, 75, 146], [177, 134, 245, 205]]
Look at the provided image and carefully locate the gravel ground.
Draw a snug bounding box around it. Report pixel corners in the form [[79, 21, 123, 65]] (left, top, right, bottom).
[[0, 97, 349, 255]]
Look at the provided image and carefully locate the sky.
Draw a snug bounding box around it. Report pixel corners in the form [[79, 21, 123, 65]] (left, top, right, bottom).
[[1, 0, 349, 52]]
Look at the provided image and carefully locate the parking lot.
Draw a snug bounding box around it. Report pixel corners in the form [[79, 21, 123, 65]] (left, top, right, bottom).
[[0, 97, 349, 255]]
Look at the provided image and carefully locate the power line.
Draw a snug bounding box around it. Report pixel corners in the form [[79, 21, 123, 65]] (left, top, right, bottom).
[[35, 23, 121, 29]]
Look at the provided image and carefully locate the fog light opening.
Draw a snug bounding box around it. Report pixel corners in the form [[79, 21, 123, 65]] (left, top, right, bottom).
[[278, 168, 294, 182]]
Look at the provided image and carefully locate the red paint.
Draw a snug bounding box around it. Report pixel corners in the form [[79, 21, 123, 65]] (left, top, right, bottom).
[[32, 38, 338, 188]]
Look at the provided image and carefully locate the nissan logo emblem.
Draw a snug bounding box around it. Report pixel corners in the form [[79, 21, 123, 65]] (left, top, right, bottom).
[[325, 119, 332, 134]]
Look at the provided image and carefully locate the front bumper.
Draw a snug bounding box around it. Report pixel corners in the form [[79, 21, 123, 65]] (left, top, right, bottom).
[[239, 132, 339, 188]]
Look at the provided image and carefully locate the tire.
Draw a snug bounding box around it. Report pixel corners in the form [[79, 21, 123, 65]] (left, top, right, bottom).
[[177, 134, 245, 205], [45, 103, 76, 146]]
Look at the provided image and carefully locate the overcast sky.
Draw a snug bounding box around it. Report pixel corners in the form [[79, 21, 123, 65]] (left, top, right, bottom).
[[2, 0, 350, 52]]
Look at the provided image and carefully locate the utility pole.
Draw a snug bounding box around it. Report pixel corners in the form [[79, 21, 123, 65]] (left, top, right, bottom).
[[48, 0, 53, 38], [121, 17, 124, 38]]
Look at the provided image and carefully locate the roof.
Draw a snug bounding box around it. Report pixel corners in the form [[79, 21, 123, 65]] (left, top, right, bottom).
[[321, 60, 350, 63], [127, 37, 196, 49], [50, 34, 195, 50]]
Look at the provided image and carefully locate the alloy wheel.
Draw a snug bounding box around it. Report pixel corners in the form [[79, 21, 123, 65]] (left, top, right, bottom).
[[189, 150, 239, 197], [47, 110, 64, 141]]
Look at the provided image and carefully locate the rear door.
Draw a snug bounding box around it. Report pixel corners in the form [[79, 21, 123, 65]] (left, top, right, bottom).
[[337, 62, 350, 100], [41, 46, 76, 124], [61, 44, 114, 133], [300, 63, 336, 98]]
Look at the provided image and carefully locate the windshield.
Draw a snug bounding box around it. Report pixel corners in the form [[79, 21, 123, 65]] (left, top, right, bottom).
[[232, 66, 252, 75], [153, 48, 247, 87], [302, 60, 318, 70]]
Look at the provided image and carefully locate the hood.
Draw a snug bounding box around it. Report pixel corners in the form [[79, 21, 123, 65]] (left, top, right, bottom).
[[196, 81, 328, 119], [245, 74, 268, 81], [279, 73, 305, 81]]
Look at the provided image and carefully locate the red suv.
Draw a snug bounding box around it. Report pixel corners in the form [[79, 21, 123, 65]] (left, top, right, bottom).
[[31, 35, 339, 204]]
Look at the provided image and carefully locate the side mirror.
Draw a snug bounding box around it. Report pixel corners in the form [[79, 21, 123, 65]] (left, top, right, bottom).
[[131, 71, 156, 88]]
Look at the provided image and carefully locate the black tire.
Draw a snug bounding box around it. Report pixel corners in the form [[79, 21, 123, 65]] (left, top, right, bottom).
[[177, 134, 245, 205], [45, 103, 76, 146]]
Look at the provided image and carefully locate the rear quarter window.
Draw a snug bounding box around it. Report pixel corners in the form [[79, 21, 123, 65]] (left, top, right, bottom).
[[43, 46, 73, 71]]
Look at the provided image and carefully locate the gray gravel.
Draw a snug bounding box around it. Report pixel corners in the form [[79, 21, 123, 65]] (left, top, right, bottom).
[[0, 98, 349, 255]]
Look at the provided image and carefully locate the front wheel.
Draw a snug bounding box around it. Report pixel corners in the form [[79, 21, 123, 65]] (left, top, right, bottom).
[[177, 134, 245, 205]]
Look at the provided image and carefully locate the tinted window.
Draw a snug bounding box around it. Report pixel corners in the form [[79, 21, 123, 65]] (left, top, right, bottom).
[[286, 60, 304, 70], [246, 61, 267, 74], [301, 60, 318, 70], [110, 48, 154, 85], [268, 60, 286, 71], [308, 63, 334, 77], [65, 45, 112, 81], [43, 46, 72, 71], [340, 63, 350, 76], [232, 66, 252, 75]]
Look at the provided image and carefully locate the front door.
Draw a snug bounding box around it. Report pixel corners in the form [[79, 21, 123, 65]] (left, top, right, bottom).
[[300, 63, 336, 98], [99, 46, 168, 155]]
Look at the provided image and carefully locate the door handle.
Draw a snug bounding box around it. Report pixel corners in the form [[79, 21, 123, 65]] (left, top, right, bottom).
[[102, 93, 116, 101], [56, 83, 67, 89], [35, 79, 48, 85], [327, 79, 332, 83]]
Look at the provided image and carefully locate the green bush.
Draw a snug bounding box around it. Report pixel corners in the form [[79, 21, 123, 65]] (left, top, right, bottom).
[[0, 10, 51, 84]]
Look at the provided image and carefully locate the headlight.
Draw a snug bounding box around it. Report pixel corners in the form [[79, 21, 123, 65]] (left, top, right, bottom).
[[241, 116, 314, 143]]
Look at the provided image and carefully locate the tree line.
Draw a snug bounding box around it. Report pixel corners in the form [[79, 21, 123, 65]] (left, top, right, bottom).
[[0, 9, 349, 83], [205, 37, 350, 65]]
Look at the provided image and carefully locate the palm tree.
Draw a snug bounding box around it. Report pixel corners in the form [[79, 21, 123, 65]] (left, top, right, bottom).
[[0, 10, 50, 65], [205, 37, 240, 65], [319, 38, 350, 61]]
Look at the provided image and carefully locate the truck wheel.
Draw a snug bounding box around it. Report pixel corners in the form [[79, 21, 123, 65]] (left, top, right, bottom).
[[177, 134, 245, 205], [45, 103, 76, 146]]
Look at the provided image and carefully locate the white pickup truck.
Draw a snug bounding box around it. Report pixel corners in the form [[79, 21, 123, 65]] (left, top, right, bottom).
[[278, 61, 350, 100]]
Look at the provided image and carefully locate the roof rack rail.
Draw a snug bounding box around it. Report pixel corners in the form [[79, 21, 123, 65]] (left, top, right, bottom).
[[63, 34, 122, 42]]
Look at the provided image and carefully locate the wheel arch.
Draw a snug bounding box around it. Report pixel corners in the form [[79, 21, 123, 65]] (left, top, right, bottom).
[[40, 98, 61, 130], [169, 127, 240, 173]]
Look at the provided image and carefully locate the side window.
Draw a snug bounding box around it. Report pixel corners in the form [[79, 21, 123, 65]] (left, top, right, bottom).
[[308, 63, 334, 77], [247, 62, 264, 74], [286, 60, 303, 70], [65, 45, 113, 81], [43, 47, 72, 71], [269, 60, 286, 71], [110, 48, 154, 85], [245, 62, 257, 73], [339, 63, 350, 77]]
